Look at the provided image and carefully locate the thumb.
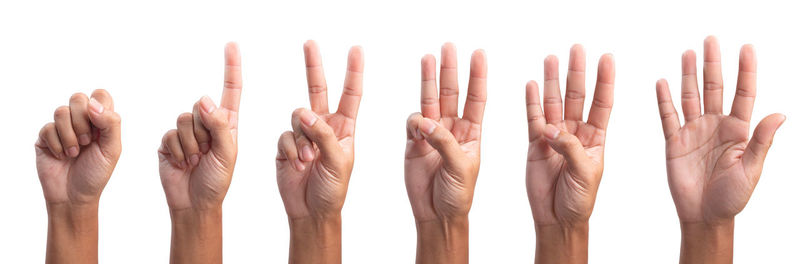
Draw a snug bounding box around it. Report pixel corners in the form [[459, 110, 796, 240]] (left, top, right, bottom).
[[197, 96, 236, 164], [418, 118, 467, 167], [293, 108, 345, 168], [87, 97, 121, 159], [743, 113, 786, 183], [543, 124, 589, 166]]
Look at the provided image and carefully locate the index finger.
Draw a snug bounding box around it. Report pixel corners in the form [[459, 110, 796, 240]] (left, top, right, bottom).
[[462, 49, 487, 125], [221, 42, 242, 112], [586, 54, 615, 130], [336, 46, 364, 119]]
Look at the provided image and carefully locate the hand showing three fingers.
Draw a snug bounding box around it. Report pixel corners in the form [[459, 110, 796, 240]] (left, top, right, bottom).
[[275, 41, 364, 263], [404, 43, 487, 263], [525, 45, 615, 263]]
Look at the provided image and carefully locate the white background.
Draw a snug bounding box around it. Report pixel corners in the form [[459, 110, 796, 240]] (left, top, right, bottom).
[[1, 0, 797, 263]]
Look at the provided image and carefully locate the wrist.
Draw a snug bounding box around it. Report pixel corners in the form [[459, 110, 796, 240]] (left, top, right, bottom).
[[679, 219, 734, 264], [169, 207, 223, 264], [288, 214, 342, 263], [534, 221, 589, 264], [45, 202, 99, 264], [415, 216, 469, 264]]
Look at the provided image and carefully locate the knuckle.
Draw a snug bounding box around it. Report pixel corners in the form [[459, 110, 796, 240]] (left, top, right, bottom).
[[177, 113, 193, 126], [54, 106, 70, 118], [69, 93, 87, 103]]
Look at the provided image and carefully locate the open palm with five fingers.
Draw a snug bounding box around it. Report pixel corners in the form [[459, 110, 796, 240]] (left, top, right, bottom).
[[36, 89, 122, 205], [276, 40, 364, 221], [526, 45, 615, 226], [405, 43, 487, 223], [656, 37, 785, 224], [158, 42, 243, 212]]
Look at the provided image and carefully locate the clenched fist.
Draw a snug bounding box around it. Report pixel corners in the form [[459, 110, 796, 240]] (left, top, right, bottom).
[[276, 40, 363, 263], [158, 42, 242, 264], [35, 89, 121, 264]]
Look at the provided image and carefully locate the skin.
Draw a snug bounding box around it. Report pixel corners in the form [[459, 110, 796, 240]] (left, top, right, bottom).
[[158, 42, 242, 264], [35, 89, 122, 264], [656, 36, 785, 264], [404, 43, 487, 264], [276, 40, 364, 264], [525, 45, 615, 264]]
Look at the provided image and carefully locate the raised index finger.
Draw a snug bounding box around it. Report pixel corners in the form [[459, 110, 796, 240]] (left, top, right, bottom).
[[336, 46, 364, 119], [462, 49, 487, 125], [221, 42, 242, 112]]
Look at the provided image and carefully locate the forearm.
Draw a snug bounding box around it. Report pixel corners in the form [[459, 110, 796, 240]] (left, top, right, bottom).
[[534, 222, 589, 264], [169, 208, 223, 264], [679, 220, 734, 264], [415, 216, 469, 264], [288, 215, 342, 264], [46, 202, 99, 264]]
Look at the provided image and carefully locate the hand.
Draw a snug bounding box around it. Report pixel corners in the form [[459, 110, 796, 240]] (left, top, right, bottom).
[[158, 42, 242, 264], [276, 40, 363, 263], [656, 37, 784, 263], [525, 45, 614, 263], [404, 43, 487, 263], [525, 46, 615, 226], [35, 89, 121, 264]]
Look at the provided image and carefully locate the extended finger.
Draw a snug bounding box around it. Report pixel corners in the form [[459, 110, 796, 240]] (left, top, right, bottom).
[[336, 45, 364, 120], [703, 36, 724, 115], [304, 40, 329, 114], [439, 42, 459, 118], [656, 79, 681, 139], [421, 54, 440, 120], [526, 80, 546, 142], [462, 49, 487, 125], [730, 44, 757, 122], [681, 50, 702, 122], [221, 42, 243, 114], [586, 54, 615, 130], [565, 44, 586, 121], [543, 55, 562, 124]]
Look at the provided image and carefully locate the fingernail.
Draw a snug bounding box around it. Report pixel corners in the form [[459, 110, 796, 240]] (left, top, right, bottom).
[[414, 128, 423, 140], [67, 146, 79, 158], [420, 118, 437, 136], [89, 98, 104, 114], [294, 159, 306, 171], [78, 134, 91, 145], [544, 125, 560, 140], [301, 145, 315, 161], [190, 154, 200, 166], [199, 96, 216, 113], [300, 111, 318, 127], [199, 143, 210, 153]]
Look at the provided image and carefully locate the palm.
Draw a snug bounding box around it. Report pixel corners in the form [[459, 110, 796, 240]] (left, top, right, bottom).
[[37, 141, 115, 204], [656, 38, 785, 224], [277, 113, 354, 219], [405, 117, 481, 221], [666, 115, 753, 222], [527, 120, 604, 224]]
